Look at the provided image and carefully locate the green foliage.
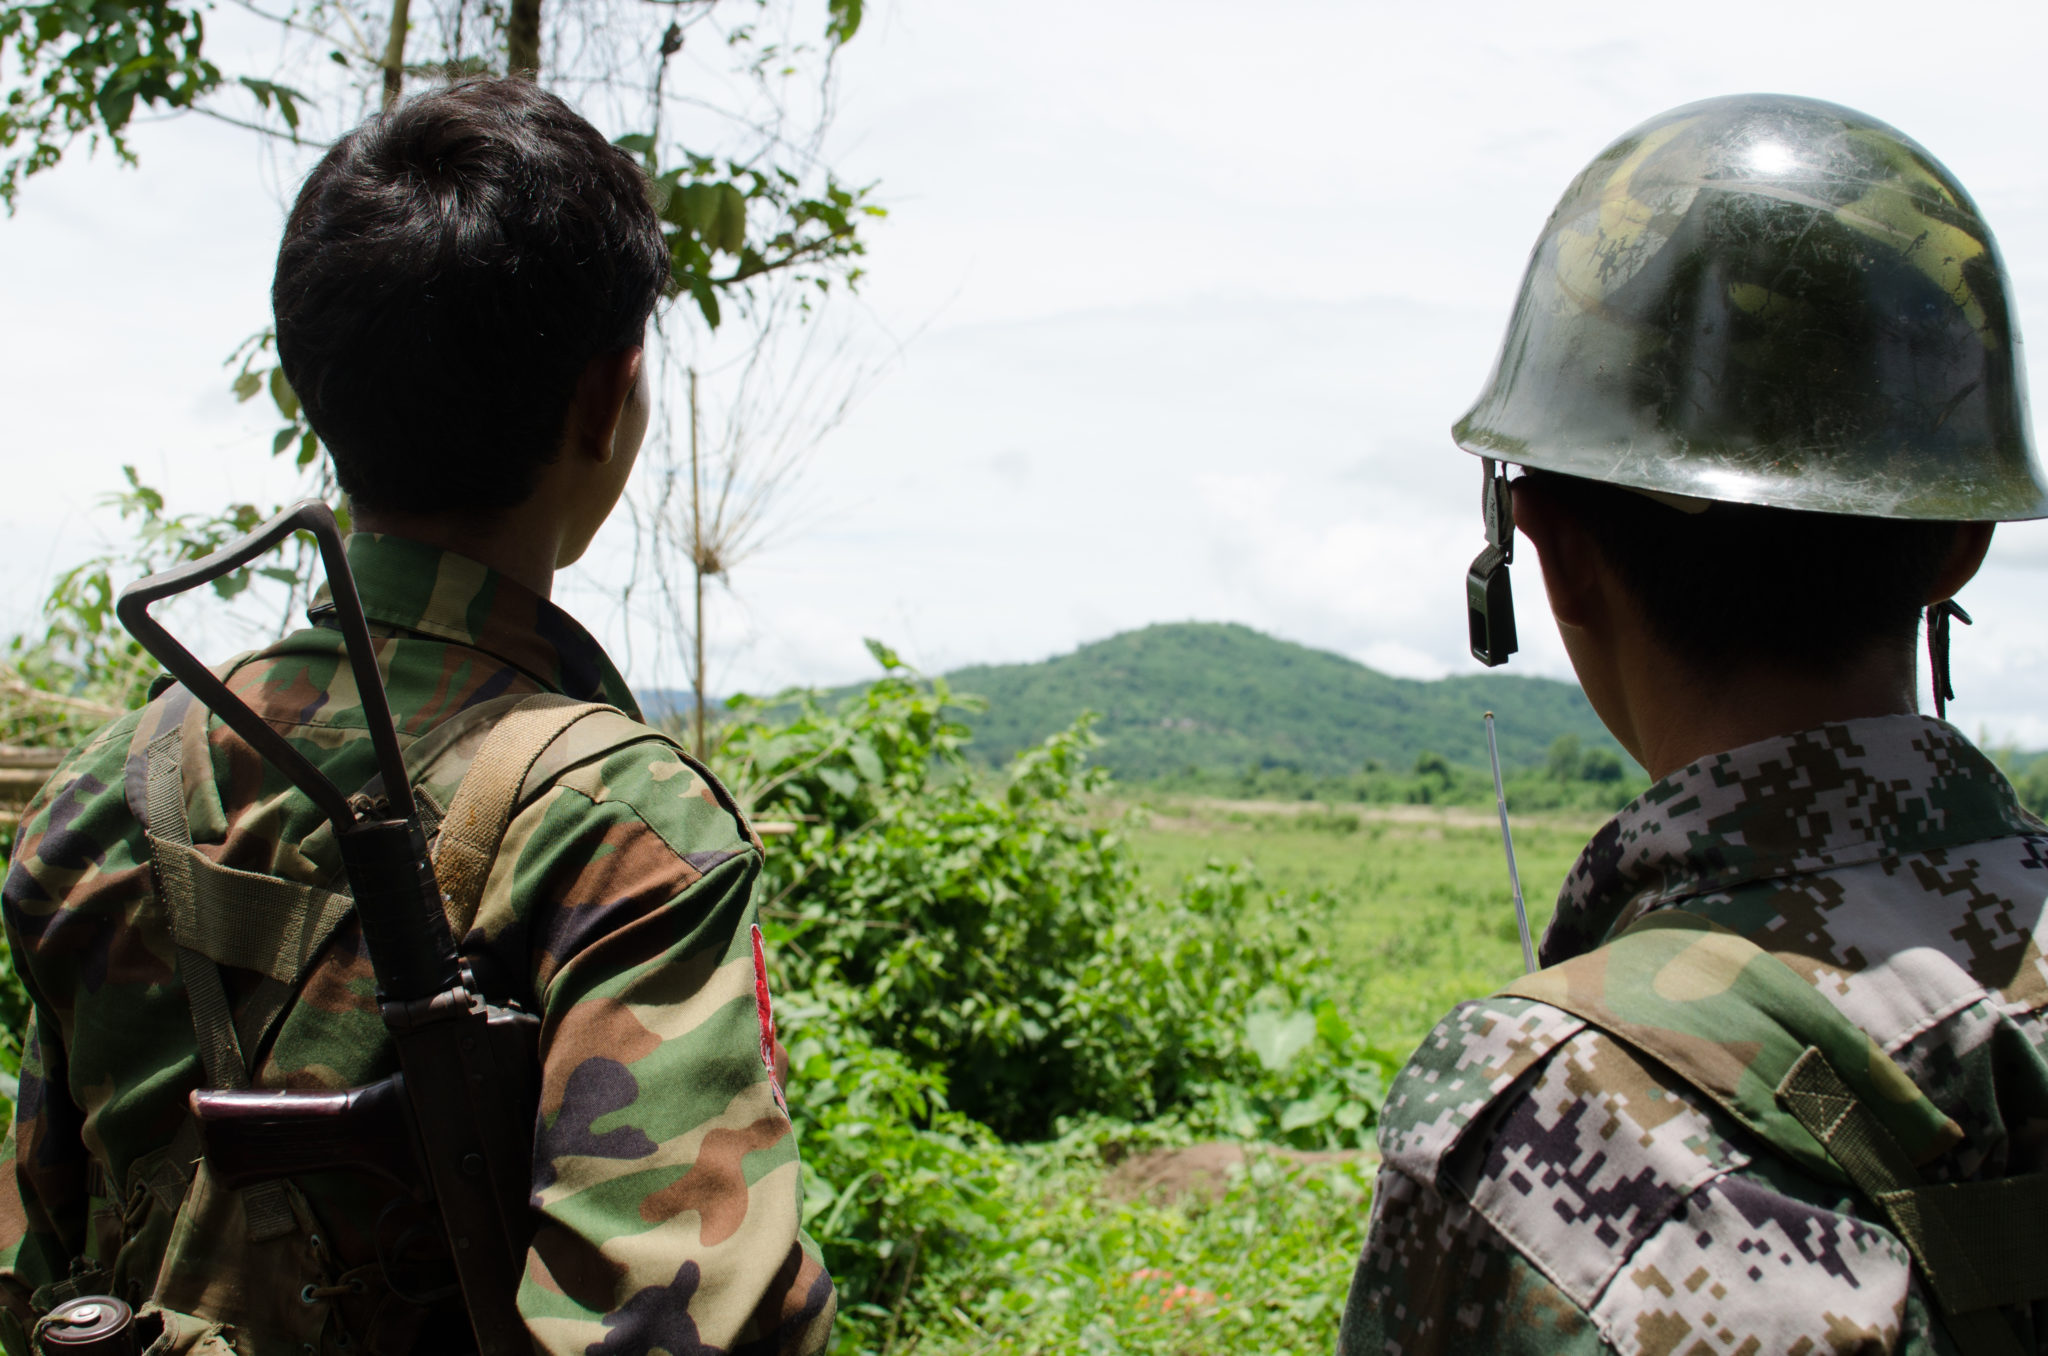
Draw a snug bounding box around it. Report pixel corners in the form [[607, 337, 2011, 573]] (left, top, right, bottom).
[[821, 1126, 1370, 1356], [728, 647, 1395, 1151], [1545, 733, 1623, 784], [726, 650, 1134, 1138], [1999, 748, 2048, 821], [615, 142, 885, 329], [783, 984, 1015, 1331], [0, 0, 221, 207], [4, 467, 299, 728], [228, 329, 322, 471]]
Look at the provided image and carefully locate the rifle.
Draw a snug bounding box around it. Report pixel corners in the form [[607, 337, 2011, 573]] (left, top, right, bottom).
[[115, 501, 537, 1356]]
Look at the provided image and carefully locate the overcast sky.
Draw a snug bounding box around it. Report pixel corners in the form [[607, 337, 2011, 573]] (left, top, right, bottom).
[[9, 1, 2048, 742]]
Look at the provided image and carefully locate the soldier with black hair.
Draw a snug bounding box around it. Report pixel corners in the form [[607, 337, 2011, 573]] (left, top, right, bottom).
[[1342, 95, 2048, 1355], [0, 79, 834, 1355]]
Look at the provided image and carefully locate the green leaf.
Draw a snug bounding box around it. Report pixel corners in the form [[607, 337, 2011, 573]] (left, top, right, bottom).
[[614, 132, 656, 157], [238, 77, 307, 134], [1279, 1088, 1341, 1133], [232, 370, 261, 402], [826, 0, 863, 44], [1244, 1009, 1316, 1073], [271, 427, 295, 456], [268, 367, 299, 419], [296, 430, 319, 469], [863, 638, 902, 671], [848, 739, 884, 786], [1334, 1100, 1368, 1131], [710, 182, 747, 254]]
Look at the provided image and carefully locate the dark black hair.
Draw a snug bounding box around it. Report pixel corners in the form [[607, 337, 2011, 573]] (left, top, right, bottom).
[[1528, 471, 1962, 673], [273, 78, 668, 515]]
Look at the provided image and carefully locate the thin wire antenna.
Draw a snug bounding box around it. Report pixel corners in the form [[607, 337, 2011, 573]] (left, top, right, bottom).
[[1485, 711, 1537, 974]]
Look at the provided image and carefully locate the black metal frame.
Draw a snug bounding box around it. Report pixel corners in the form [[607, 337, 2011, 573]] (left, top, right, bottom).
[[116, 500, 410, 829]]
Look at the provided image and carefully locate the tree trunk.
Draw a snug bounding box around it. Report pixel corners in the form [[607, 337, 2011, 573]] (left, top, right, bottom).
[[507, 0, 542, 77], [380, 0, 410, 109]]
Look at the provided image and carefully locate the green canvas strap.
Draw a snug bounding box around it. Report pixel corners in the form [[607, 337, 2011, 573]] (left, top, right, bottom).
[[141, 724, 297, 1245], [1778, 1049, 2048, 1356], [1503, 911, 2048, 1355], [1502, 911, 1962, 1180], [430, 694, 621, 940]]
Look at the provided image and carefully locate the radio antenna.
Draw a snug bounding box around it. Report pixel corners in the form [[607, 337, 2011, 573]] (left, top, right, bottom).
[[1485, 711, 1537, 974]]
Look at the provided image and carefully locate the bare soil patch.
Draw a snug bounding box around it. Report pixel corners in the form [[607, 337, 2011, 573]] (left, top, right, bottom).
[[1104, 1141, 1375, 1204]]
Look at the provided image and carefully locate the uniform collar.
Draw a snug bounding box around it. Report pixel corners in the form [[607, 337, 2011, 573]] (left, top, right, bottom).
[[1542, 714, 2037, 966], [306, 533, 642, 717]]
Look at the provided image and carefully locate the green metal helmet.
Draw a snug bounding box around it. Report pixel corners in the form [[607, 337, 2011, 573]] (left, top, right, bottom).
[[1455, 93, 2048, 521]]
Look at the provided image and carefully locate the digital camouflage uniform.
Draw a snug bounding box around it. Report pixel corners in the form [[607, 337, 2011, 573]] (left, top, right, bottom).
[[1340, 715, 2048, 1354], [0, 533, 835, 1354]]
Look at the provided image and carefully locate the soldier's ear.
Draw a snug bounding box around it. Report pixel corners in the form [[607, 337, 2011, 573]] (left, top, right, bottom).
[[1511, 477, 1603, 631], [564, 347, 646, 466], [1928, 522, 1994, 606]]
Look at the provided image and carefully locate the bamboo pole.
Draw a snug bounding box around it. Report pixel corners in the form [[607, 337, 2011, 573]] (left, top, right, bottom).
[[690, 367, 708, 762]]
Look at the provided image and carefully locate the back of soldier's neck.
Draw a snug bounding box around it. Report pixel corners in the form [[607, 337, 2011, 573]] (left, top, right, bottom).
[[1623, 643, 1921, 781]]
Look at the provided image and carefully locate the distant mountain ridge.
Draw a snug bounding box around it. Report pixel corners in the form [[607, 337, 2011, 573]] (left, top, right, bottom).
[[942, 622, 1627, 779], [646, 622, 1633, 781]]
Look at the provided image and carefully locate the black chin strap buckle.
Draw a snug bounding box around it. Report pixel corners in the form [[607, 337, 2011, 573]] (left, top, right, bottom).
[[1467, 458, 1519, 667], [1927, 598, 1972, 721]]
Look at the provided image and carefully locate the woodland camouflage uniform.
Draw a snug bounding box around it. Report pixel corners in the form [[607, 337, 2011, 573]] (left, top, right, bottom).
[[1340, 715, 2048, 1353], [0, 533, 835, 1354]]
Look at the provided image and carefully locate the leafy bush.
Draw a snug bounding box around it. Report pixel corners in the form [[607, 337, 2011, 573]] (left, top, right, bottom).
[[781, 984, 1016, 1337], [725, 645, 1138, 1138], [727, 648, 1398, 1149]]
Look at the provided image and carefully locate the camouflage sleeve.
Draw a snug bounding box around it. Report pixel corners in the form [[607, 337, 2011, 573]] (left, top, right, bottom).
[[1353, 996, 1934, 1355], [0, 1008, 91, 1340], [1339, 1164, 1608, 1355], [0, 732, 137, 1336], [473, 740, 834, 1356]]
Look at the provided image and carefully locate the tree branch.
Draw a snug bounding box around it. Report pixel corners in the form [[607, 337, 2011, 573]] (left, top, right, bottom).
[[183, 104, 329, 147]]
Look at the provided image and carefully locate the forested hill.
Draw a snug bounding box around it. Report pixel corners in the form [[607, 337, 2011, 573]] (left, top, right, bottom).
[[940, 622, 1626, 780]]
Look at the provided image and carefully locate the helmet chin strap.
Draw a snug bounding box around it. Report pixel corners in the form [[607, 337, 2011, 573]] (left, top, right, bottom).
[[1465, 458, 1519, 667], [1927, 599, 1972, 721]]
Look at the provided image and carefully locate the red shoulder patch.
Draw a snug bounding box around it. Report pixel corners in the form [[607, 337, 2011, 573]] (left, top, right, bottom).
[[751, 923, 787, 1114]]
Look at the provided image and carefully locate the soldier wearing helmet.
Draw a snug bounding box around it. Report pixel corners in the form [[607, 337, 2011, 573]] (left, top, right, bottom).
[[1341, 94, 2048, 1354]]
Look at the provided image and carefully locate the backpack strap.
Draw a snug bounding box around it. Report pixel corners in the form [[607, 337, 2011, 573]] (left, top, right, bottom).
[[1503, 910, 2048, 1356], [139, 703, 299, 1246], [428, 694, 623, 940]]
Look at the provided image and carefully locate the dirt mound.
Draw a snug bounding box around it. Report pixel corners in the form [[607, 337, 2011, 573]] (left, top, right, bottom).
[[1103, 1142, 1372, 1204]]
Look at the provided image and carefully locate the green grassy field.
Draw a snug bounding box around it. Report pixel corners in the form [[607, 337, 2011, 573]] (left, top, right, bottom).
[[874, 797, 1605, 1355], [1121, 797, 1598, 1055]]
